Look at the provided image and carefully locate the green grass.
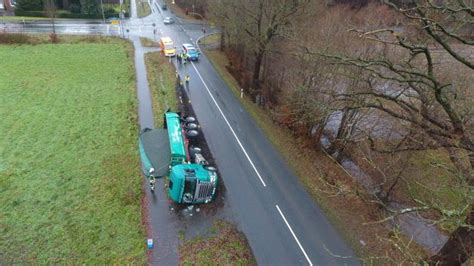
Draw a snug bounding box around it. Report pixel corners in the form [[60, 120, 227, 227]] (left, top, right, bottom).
[[140, 37, 159, 47], [136, 0, 151, 18], [0, 40, 145, 264], [144, 52, 177, 127], [199, 33, 220, 46], [0, 16, 51, 21], [180, 221, 256, 265], [402, 150, 470, 232]]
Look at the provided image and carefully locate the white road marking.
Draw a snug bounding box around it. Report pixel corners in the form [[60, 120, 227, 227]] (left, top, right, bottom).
[[191, 62, 267, 187], [276, 205, 313, 266]]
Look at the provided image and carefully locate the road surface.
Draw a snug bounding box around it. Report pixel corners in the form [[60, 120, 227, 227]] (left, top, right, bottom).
[[150, 1, 359, 265]]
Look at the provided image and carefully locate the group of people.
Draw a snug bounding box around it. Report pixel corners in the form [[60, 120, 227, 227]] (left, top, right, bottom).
[[177, 51, 189, 65]]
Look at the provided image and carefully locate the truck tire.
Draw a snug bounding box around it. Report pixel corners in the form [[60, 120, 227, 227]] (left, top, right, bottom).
[[204, 166, 217, 172], [185, 116, 196, 123], [189, 146, 202, 160], [186, 129, 199, 138], [185, 122, 198, 130]]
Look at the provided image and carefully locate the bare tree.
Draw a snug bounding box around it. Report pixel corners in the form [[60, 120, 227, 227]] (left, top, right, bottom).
[[208, 0, 309, 104], [44, 0, 57, 35], [310, 0, 473, 264]]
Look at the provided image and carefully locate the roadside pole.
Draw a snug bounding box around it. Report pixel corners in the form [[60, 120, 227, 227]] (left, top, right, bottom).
[[100, 0, 105, 24]]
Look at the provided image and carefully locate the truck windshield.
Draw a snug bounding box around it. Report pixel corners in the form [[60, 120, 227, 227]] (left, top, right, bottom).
[[183, 177, 196, 196], [165, 44, 174, 50]]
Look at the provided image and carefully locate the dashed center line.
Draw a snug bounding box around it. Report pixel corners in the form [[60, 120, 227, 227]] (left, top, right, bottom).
[[276, 205, 313, 266]]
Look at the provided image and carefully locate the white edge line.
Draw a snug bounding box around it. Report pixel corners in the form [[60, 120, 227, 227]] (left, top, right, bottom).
[[276, 205, 313, 266], [190, 62, 267, 187]]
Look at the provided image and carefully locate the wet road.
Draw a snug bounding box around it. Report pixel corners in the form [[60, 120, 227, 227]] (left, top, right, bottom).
[[151, 1, 359, 265], [3, 2, 359, 264]]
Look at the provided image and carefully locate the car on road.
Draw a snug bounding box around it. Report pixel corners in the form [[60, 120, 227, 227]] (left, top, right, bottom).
[[163, 17, 174, 24], [182, 43, 200, 61]]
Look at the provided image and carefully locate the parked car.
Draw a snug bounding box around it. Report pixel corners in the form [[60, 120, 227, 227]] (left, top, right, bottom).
[[163, 17, 174, 24], [182, 43, 200, 61]]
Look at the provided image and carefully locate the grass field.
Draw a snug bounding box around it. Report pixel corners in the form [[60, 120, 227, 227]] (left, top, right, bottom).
[[0, 40, 145, 263]]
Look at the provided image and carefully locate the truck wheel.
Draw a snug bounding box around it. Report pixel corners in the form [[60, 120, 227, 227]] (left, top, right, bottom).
[[186, 129, 199, 138], [205, 166, 217, 172], [185, 116, 196, 123], [189, 146, 202, 154], [189, 146, 202, 160], [185, 122, 198, 130]]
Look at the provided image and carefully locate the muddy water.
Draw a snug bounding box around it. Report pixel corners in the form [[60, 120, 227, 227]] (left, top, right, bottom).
[[321, 112, 448, 253]]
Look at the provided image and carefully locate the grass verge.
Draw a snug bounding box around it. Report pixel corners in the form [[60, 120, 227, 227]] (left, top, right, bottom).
[[0, 37, 144, 264], [180, 221, 256, 265], [144, 52, 177, 126], [0, 16, 50, 21], [136, 0, 151, 18], [199, 37, 429, 262], [140, 37, 159, 48]]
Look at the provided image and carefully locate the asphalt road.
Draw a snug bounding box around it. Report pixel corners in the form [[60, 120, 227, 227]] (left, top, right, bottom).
[[3, 3, 359, 264], [152, 2, 359, 265]]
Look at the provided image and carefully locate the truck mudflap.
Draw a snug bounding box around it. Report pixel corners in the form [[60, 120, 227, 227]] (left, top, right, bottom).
[[139, 128, 172, 177]]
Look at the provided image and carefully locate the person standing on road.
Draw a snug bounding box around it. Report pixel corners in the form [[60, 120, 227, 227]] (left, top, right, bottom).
[[185, 75, 190, 84], [177, 53, 182, 64]]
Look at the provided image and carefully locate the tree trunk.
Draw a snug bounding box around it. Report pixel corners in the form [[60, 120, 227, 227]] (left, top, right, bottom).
[[251, 49, 265, 99], [428, 203, 474, 265]]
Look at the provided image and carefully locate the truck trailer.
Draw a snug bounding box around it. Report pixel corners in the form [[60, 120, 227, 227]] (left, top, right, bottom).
[[139, 112, 218, 204]]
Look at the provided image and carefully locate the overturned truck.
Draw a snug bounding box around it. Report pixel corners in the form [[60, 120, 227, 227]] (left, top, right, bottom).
[[139, 112, 218, 204]]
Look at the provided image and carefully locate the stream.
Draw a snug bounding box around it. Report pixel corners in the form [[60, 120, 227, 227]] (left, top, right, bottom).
[[320, 111, 448, 254]]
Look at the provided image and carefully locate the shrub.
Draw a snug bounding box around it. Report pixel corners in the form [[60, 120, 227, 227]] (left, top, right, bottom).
[[49, 32, 59, 43], [0, 32, 31, 44]]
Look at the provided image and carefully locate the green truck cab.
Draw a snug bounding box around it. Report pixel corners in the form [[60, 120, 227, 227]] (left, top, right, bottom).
[[139, 112, 218, 204], [168, 164, 217, 204]]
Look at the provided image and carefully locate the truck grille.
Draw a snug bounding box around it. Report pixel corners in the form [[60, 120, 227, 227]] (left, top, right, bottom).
[[194, 181, 214, 202]]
